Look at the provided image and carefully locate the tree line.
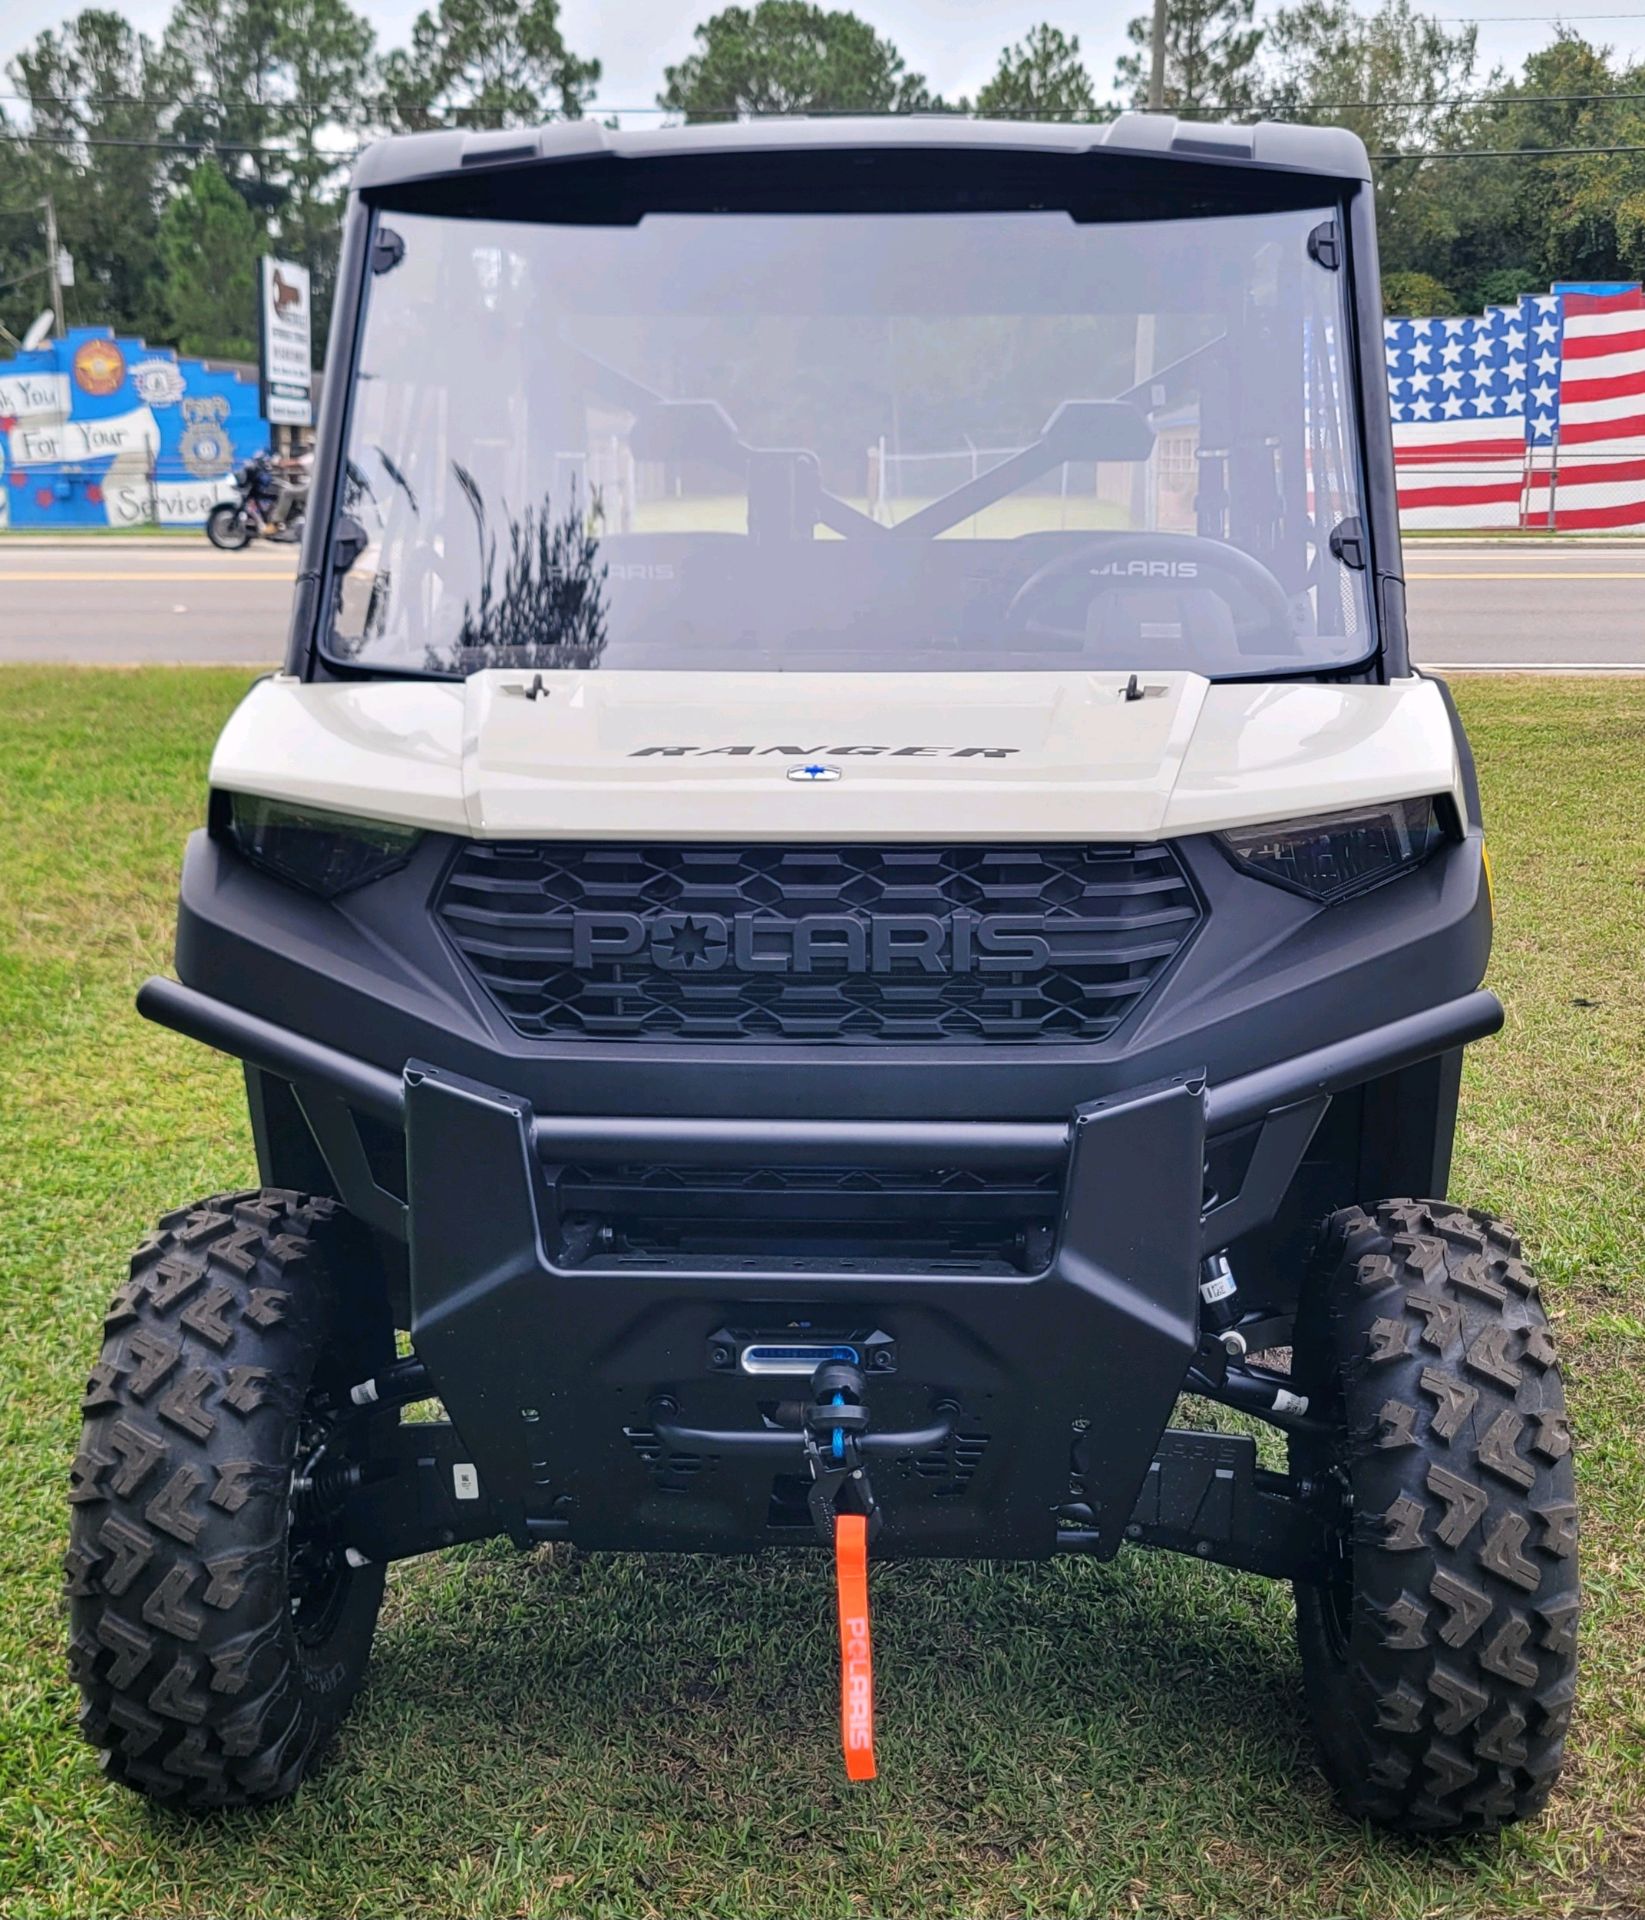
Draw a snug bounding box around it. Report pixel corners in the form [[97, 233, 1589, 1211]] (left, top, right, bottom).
[[3, 0, 1643, 361]]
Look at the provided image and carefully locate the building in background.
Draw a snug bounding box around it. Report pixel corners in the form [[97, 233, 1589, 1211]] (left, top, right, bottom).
[[0, 327, 266, 528]]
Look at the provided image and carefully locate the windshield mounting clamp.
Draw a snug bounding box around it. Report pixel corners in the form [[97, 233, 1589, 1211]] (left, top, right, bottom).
[[1306, 219, 1341, 271]]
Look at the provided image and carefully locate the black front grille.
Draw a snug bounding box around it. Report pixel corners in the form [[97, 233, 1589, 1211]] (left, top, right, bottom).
[[437, 841, 1202, 1044]]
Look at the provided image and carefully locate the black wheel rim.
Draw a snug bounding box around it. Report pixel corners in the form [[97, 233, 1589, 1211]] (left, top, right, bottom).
[[288, 1397, 356, 1649], [1291, 1354, 1356, 1663], [1315, 1539, 1354, 1660], [289, 1535, 351, 1647]]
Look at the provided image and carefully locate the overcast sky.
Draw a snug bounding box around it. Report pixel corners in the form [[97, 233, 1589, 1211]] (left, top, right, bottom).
[[2, 0, 1637, 119]]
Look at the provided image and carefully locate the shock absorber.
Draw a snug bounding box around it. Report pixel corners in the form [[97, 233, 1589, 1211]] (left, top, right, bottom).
[[348, 1355, 433, 1409], [1198, 1252, 1247, 1359], [1193, 1251, 1315, 1428], [290, 1459, 368, 1523]]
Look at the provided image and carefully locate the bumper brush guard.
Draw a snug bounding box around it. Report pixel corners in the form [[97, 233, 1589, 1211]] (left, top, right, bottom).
[[137, 974, 1503, 1567]]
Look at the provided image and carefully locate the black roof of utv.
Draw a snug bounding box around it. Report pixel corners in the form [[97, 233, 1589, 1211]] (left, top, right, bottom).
[[349, 113, 1373, 196]]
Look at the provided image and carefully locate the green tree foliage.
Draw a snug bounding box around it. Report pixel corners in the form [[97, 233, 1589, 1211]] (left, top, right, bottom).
[[269, 0, 376, 322], [0, 122, 42, 341], [1381, 269, 1461, 316], [3, 0, 598, 354], [975, 25, 1096, 122], [158, 0, 378, 336], [1260, 0, 1494, 304], [1115, 0, 1263, 114], [1471, 34, 1645, 288], [155, 158, 261, 356], [4, 11, 180, 341], [163, 0, 286, 217], [1474, 266, 1539, 307], [659, 2, 937, 121], [379, 0, 599, 130]]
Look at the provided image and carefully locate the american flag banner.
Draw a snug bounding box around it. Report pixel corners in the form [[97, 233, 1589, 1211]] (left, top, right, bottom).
[[1385, 306, 1529, 529], [1384, 284, 1645, 530], [1522, 287, 1645, 530]]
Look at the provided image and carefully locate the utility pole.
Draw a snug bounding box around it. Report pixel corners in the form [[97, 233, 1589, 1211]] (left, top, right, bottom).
[[40, 194, 66, 337], [1148, 0, 1169, 109]]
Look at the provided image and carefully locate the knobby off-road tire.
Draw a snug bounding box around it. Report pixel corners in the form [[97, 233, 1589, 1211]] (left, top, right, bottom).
[[66, 1191, 391, 1808], [1293, 1199, 1578, 1834]]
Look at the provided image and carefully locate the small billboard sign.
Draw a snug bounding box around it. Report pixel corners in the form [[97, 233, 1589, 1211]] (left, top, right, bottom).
[[259, 256, 313, 428]]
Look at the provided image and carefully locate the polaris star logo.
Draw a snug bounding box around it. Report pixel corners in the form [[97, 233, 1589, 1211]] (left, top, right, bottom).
[[788, 763, 841, 783], [569, 910, 1052, 975], [648, 915, 727, 968]]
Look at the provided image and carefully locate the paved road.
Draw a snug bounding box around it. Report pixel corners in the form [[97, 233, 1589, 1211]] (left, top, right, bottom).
[[1404, 546, 1645, 669], [0, 544, 300, 665], [0, 540, 1642, 668]]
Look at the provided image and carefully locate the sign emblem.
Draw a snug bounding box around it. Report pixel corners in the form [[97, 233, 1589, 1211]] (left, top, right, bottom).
[[72, 338, 126, 397], [179, 394, 233, 479], [131, 357, 186, 408], [787, 763, 842, 783]]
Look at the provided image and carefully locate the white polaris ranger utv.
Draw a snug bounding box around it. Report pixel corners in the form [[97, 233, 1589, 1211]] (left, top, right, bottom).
[[67, 114, 1576, 1830]]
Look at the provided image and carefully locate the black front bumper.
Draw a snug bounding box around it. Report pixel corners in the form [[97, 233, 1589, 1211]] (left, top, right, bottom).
[[406, 1061, 1202, 1557], [137, 975, 1501, 1559]]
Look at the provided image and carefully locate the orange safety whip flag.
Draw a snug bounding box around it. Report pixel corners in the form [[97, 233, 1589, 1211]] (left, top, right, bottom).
[[834, 1511, 876, 1780]]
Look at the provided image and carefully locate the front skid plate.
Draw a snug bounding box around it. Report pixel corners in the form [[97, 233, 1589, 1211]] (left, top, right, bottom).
[[406, 1067, 1203, 1557]]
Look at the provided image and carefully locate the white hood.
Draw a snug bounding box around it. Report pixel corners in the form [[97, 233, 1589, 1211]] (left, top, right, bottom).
[[210, 668, 1464, 841]]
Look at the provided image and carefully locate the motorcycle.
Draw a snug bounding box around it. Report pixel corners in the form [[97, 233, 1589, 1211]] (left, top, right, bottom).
[[205, 456, 309, 550]]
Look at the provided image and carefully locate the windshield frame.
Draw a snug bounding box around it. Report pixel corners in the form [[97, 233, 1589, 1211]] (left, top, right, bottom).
[[293, 142, 1399, 687]]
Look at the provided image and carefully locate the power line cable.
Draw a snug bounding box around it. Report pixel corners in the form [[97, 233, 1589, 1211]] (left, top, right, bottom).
[[1380, 136, 1645, 149], [11, 88, 1645, 109], [1432, 8, 1645, 16]]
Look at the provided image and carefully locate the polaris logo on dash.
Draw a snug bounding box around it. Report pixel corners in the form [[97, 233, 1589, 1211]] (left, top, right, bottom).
[[629, 744, 1020, 758], [788, 763, 842, 782], [1089, 559, 1199, 579]]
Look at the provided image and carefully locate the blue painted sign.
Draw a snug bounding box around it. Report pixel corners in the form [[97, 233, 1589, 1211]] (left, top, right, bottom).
[[0, 327, 267, 528]]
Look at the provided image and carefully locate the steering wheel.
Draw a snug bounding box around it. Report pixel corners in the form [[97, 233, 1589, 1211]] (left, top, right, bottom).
[[1003, 532, 1298, 652]]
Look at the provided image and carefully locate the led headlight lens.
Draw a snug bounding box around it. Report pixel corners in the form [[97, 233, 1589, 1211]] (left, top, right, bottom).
[[1219, 797, 1446, 903], [223, 793, 421, 898]]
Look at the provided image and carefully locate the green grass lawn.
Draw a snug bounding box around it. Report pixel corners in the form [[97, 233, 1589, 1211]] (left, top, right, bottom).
[[1, 669, 1642, 1918]]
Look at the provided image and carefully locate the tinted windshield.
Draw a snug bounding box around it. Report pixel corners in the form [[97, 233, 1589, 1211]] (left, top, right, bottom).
[[330, 199, 1372, 677]]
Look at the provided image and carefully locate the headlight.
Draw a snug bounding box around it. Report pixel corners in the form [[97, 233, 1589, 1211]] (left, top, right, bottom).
[[221, 793, 421, 898], [1218, 797, 1447, 903]]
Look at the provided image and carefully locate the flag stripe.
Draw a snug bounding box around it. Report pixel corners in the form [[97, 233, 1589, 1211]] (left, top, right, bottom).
[[1395, 438, 1525, 460], [1560, 324, 1645, 360], [1524, 492, 1645, 529], [1397, 479, 1525, 508], [1526, 452, 1645, 488], [1561, 362, 1645, 404], [1557, 409, 1645, 444]]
